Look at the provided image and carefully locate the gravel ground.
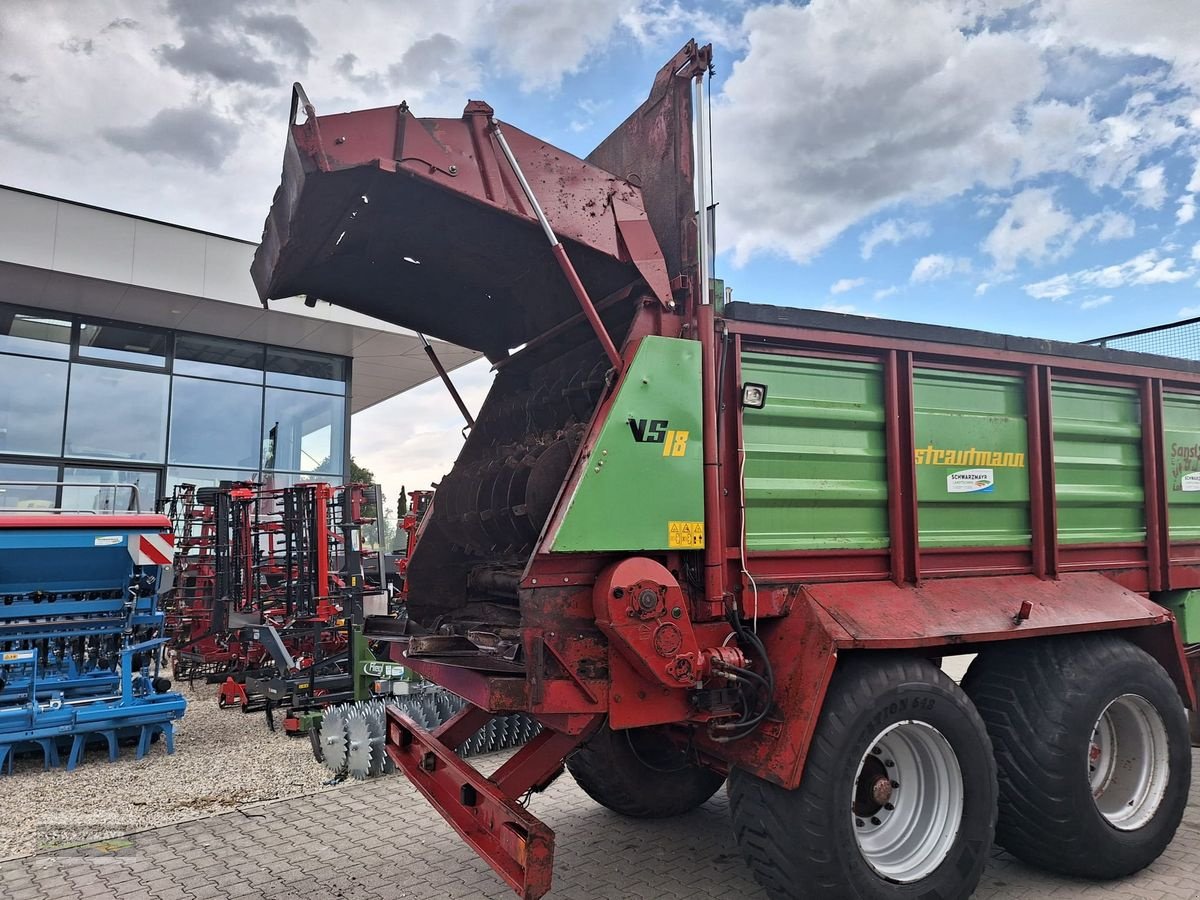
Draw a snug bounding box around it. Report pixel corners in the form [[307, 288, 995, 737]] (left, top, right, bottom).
[[0, 654, 1033, 862], [0, 680, 335, 861]]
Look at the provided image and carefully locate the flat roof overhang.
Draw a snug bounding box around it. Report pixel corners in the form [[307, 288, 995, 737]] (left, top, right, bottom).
[[0, 185, 481, 413]]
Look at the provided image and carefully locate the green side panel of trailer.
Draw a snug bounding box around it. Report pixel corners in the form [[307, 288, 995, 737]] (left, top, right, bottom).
[[1157, 590, 1200, 643], [912, 370, 1030, 548], [551, 336, 704, 552], [1161, 391, 1200, 542], [741, 353, 889, 551], [1052, 382, 1145, 544]]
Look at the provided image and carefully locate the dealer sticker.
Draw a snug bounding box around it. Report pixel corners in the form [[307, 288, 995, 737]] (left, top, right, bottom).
[[947, 468, 995, 494], [93, 535, 122, 546], [1183, 472, 1200, 492]]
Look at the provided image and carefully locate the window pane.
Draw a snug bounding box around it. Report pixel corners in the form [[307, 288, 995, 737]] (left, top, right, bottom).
[[169, 377, 262, 467], [263, 388, 345, 474], [174, 335, 263, 383], [0, 354, 67, 456], [262, 470, 343, 490], [78, 320, 168, 366], [66, 364, 168, 462], [0, 307, 71, 359], [165, 466, 258, 494], [62, 467, 158, 513], [0, 462, 59, 510], [266, 347, 346, 393]]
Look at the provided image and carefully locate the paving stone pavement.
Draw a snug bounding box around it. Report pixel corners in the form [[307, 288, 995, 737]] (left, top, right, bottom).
[[3, 749, 1199, 900]]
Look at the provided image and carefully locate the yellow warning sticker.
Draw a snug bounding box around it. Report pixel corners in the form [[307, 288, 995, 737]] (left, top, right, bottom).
[[668, 520, 705, 549]]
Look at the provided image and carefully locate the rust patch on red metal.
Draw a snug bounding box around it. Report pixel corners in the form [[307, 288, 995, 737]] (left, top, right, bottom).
[[804, 572, 1170, 649]]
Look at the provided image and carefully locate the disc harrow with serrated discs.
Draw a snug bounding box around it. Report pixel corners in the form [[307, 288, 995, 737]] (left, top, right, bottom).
[[345, 708, 377, 780], [365, 700, 390, 776], [318, 704, 349, 773], [316, 689, 544, 778]]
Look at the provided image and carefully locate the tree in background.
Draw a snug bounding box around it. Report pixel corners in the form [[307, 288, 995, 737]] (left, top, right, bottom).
[[347, 457, 397, 551]]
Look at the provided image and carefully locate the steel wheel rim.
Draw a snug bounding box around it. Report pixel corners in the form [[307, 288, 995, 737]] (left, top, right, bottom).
[[1088, 693, 1170, 830], [852, 720, 964, 883]]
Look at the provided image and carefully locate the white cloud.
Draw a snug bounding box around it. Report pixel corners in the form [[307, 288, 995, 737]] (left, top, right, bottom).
[[975, 283, 991, 296], [568, 97, 611, 133], [821, 302, 859, 314], [351, 359, 493, 499], [1130, 164, 1167, 209], [1079, 295, 1114, 310], [874, 286, 899, 300], [982, 188, 1079, 271], [2, 0, 1196, 272], [488, 1, 639, 91], [859, 219, 932, 259], [1179, 194, 1197, 225], [983, 189, 1141, 271], [830, 277, 867, 294], [1189, 159, 1200, 193], [0, 1, 646, 237], [911, 254, 972, 283], [1036, 1, 1200, 92], [714, 0, 1200, 266], [714, 1, 1046, 264], [1193, 240, 1200, 261], [619, 1, 746, 51], [1024, 274, 1075, 300], [1096, 210, 1135, 241], [1126, 253, 1192, 285], [1025, 247, 1196, 299], [1178, 305, 1200, 318]]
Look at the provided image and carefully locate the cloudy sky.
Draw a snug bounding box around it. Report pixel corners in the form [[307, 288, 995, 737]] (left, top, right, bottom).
[[3, 0, 1200, 514]]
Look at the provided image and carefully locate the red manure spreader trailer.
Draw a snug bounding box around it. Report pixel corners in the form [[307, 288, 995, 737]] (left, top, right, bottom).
[[251, 41, 1199, 900]]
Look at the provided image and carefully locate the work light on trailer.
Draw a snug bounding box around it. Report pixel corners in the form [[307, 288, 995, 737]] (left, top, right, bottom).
[[741, 382, 767, 409]]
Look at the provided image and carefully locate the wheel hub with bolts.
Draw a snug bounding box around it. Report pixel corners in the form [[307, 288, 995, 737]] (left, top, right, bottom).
[[852, 721, 964, 884], [1088, 693, 1171, 831], [871, 775, 894, 806], [852, 753, 896, 822]]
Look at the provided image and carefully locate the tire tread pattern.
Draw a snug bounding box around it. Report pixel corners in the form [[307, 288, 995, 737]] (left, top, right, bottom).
[[728, 655, 996, 900], [962, 634, 1190, 879], [566, 725, 724, 818]]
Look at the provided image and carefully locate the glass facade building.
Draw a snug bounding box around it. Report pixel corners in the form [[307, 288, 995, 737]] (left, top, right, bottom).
[[0, 302, 350, 512]]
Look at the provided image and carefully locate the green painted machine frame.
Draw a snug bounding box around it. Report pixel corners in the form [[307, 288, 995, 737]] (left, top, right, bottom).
[[551, 336, 705, 552]]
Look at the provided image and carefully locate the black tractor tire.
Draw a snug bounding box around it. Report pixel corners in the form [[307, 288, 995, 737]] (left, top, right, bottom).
[[962, 634, 1191, 879], [309, 724, 325, 764], [728, 655, 997, 900], [565, 724, 724, 818]]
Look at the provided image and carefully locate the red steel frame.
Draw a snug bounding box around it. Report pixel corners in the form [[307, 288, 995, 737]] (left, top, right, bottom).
[[387, 302, 1199, 899], [256, 38, 1200, 900]]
